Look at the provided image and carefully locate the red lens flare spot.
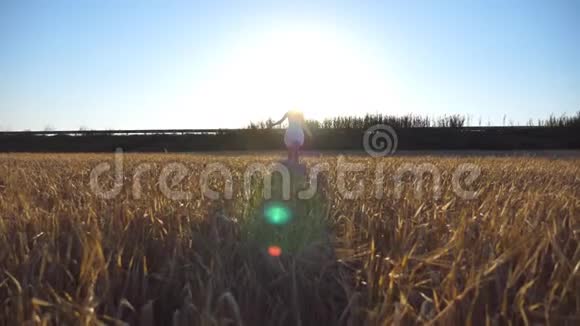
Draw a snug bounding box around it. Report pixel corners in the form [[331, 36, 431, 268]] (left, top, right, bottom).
[[268, 245, 282, 257]]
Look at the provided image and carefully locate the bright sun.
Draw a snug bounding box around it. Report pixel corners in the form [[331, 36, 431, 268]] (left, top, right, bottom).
[[191, 25, 396, 126]]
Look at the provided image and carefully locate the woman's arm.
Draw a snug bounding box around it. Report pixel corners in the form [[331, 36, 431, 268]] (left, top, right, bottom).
[[269, 112, 288, 128]]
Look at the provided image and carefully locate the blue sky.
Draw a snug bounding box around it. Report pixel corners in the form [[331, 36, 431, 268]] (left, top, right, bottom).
[[1, 0, 579, 130]]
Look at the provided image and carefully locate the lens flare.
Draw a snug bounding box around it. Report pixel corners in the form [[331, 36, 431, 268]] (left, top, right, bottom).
[[264, 203, 291, 225], [268, 245, 282, 257]]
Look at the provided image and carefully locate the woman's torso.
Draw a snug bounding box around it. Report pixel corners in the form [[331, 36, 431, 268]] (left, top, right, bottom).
[[287, 111, 303, 130], [284, 111, 305, 146]]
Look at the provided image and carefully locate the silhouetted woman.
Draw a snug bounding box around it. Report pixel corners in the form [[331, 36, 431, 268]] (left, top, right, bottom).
[[269, 110, 311, 164]]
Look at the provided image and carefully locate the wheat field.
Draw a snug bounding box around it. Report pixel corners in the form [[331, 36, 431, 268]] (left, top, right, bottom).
[[0, 153, 578, 325]]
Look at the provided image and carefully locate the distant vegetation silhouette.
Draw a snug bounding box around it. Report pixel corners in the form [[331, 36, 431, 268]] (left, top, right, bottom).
[[0, 112, 578, 152], [247, 112, 580, 130], [537, 112, 580, 128]]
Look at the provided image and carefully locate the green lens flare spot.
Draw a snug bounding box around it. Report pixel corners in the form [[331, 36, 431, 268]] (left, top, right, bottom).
[[264, 203, 291, 225]]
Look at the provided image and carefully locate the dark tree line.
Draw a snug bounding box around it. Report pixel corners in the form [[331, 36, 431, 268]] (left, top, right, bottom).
[[537, 112, 580, 128], [247, 112, 580, 130]]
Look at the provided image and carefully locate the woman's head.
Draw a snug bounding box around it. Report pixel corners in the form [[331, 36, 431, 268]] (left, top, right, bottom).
[[287, 109, 304, 122]]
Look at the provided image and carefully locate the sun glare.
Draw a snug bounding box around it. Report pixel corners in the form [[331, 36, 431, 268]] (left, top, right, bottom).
[[192, 25, 396, 125]]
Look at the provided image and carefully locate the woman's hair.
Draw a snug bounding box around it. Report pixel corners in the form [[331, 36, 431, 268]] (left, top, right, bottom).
[[287, 110, 303, 121]]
